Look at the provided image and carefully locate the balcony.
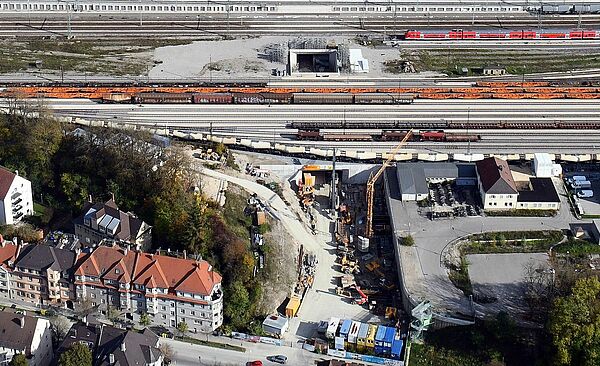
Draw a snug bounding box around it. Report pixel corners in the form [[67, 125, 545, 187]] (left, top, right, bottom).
[[10, 192, 21, 200], [12, 205, 22, 213], [12, 211, 23, 220], [11, 198, 22, 206]]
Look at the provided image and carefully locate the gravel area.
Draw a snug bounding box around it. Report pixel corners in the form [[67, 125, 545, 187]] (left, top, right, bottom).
[[149, 35, 441, 79]]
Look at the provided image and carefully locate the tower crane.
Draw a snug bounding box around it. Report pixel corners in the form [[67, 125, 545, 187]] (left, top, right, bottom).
[[365, 130, 412, 238]]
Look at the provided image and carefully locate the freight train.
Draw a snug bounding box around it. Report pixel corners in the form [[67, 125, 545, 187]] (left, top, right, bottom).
[[290, 119, 600, 130], [102, 92, 415, 105], [404, 29, 600, 39], [296, 130, 481, 142]]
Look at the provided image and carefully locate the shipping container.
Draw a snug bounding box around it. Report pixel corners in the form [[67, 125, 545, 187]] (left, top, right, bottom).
[[391, 333, 404, 360], [366, 324, 377, 350], [356, 323, 370, 351], [374, 325, 387, 355], [383, 327, 395, 355], [101, 93, 132, 103], [347, 321, 361, 344], [339, 319, 352, 339], [326, 317, 341, 339], [285, 296, 301, 318]]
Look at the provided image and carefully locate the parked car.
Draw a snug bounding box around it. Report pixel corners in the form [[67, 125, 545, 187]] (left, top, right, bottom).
[[577, 190, 594, 198], [266, 355, 288, 364], [246, 361, 263, 366]]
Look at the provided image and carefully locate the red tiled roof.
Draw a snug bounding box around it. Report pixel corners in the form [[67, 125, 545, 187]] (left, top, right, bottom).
[[476, 157, 518, 194], [0, 243, 18, 269], [75, 246, 221, 297], [0, 167, 17, 201]]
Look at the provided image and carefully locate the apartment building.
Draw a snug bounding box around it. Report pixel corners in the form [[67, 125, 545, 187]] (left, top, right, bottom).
[[0, 242, 18, 300], [0, 167, 34, 226], [0, 310, 53, 366], [74, 245, 223, 333], [74, 198, 152, 250], [476, 157, 519, 210], [12, 244, 76, 308]]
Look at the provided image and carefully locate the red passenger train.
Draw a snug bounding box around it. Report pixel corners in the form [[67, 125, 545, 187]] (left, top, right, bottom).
[[405, 29, 600, 40]]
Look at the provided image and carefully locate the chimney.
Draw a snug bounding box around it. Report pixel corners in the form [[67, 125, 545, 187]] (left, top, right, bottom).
[[19, 317, 25, 328], [120, 342, 126, 352], [14, 170, 18, 176], [109, 354, 115, 364], [183, 250, 187, 260], [88, 194, 93, 203], [124, 245, 129, 256], [83, 315, 88, 326], [111, 192, 115, 202]]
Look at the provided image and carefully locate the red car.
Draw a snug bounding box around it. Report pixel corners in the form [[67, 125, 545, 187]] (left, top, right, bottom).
[[246, 361, 263, 366]]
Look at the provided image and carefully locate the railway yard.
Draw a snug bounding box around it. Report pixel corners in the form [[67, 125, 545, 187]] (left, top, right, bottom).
[[3, 2, 600, 365]]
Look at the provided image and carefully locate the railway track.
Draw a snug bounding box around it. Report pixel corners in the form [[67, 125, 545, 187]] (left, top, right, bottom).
[[2, 14, 600, 37]]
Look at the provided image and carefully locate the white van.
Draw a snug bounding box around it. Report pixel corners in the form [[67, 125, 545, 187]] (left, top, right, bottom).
[[573, 180, 592, 189], [577, 190, 594, 198], [571, 176, 587, 182]]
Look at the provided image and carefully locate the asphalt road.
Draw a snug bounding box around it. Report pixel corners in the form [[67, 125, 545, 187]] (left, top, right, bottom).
[[387, 176, 578, 320]]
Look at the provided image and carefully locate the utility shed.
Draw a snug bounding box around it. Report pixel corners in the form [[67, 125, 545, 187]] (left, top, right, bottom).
[[262, 315, 289, 337], [383, 327, 395, 355]]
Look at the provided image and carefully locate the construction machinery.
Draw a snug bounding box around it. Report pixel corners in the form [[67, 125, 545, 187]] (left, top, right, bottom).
[[365, 130, 413, 237]]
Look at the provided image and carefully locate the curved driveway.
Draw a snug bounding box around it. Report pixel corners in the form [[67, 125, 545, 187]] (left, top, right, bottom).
[[388, 176, 577, 319]]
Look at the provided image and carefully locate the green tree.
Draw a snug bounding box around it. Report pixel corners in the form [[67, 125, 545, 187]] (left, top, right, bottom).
[[548, 276, 600, 366], [139, 312, 151, 327], [58, 343, 92, 366], [402, 235, 415, 246], [59, 173, 90, 211], [9, 353, 27, 366], [107, 306, 120, 325], [176, 321, 188, 337], [224, 280, 251, 328]]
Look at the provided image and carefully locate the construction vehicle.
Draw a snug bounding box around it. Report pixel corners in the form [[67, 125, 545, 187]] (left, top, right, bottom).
[[298, 172, 316, 207], [353, 286, 369, 305], [366, 130, 413, 237]]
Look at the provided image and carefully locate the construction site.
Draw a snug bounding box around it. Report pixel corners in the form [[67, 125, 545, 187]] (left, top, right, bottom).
[[291, 133, 430, 362]]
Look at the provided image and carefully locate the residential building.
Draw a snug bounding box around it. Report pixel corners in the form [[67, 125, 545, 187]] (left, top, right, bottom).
[[55, 323, 162, 366], [55, 323, 100, 360], [0, 167, 34, 226], [74, 245, 223, 333], [516, 178, 561, 210], [96, 327, 162, 366], [12, 244, 76, 308], [0, 310, 53, 366], [475, 157, 519, 210], [0, 241, 18, 300], [74, 197, 152, 250]]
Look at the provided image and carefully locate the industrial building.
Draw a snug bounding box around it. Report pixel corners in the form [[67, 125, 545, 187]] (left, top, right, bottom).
[[397, 162, 477, 202]]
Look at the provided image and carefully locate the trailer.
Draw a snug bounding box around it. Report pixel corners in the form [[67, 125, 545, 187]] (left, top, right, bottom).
[[326, 317, 341, 339]]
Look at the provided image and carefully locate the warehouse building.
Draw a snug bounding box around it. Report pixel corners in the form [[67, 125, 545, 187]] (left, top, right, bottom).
[[397, 163, 477, 201]]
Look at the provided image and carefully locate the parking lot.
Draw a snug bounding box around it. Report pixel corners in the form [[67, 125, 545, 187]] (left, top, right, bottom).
[[428, 182, 482, 219], [565, 171, 600, 216]]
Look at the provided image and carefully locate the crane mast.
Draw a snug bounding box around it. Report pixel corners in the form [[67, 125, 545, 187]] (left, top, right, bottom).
[[365, 130, 413, 238]]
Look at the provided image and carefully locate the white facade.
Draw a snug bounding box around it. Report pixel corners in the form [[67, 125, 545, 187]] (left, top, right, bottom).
[[478, 185, 518, 210], [533, 153, 554, 178], [517, 201, 560, 210], [0, 171, 34, 226], [0, 317, 53, 366]]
